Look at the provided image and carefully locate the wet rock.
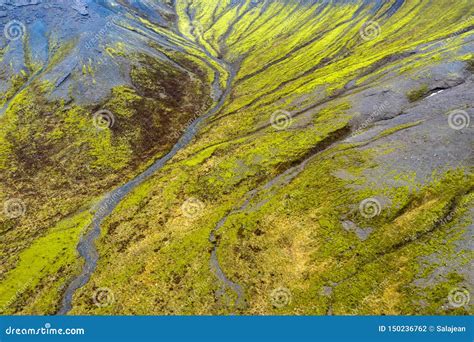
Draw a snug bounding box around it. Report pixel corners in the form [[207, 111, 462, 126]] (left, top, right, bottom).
[[342, 220, 373, 241]]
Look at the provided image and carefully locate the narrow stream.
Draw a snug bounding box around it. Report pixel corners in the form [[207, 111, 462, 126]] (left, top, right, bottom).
[[208, 163, 306, 309], [207, 126, 353, 309], [58, 59, 235, 314]]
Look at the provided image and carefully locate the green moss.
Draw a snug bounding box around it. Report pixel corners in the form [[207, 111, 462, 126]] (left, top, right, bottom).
[[89, 132, 132, 171], [376, 120, 424, 139], [0, 210, 92, 314], [106, 86, 142, 119], [407, 85, 429, 102], [465, 56, 474, 73], [0, 72, 28, 107], [182, 145, 220, 167], [47, 38, 77, 72], [3, 0, 473, 316]]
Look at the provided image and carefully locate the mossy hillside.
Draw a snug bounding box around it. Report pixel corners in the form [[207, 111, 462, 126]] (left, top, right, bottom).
[[67, 98, 472, 315], [0, 41, 214, 314], [213, 145, 376, 314], [0, 210, 93, 314], [180, 94, 352, 169], [130, 15, 230, 89], [353, 30, 472, 87], [0, 25, 214, 174], [229, 2, 360, 75], [67, 167, 237, 314], [172, 2, 472, 162], [193, 104, 352, 195], [0, 71, 28, 108], [0, 0, 218, 314], [1, 0, 472, 316], [176, 0, 472, 126], [216, 141, 472, 314], [65, 23, 470, 313], [64, 98, 353, 314], [195, 0, 472, 119], [0, 82, 137, 177], [0, 85, 132, 312], [0, 42, 214, 171], [331, 182, 473, 315], [66, 0, 473, 316], [104, 57, 211, 162], [0, 46, 212, 189], [202, 11, 468, 162]]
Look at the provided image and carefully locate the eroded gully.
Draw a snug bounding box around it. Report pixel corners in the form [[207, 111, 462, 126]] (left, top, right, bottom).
[[58, 40, 237, 314]]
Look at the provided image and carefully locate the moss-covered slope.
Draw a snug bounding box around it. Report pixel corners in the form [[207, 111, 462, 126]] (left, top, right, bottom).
[[0, 0, 472, 315]]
